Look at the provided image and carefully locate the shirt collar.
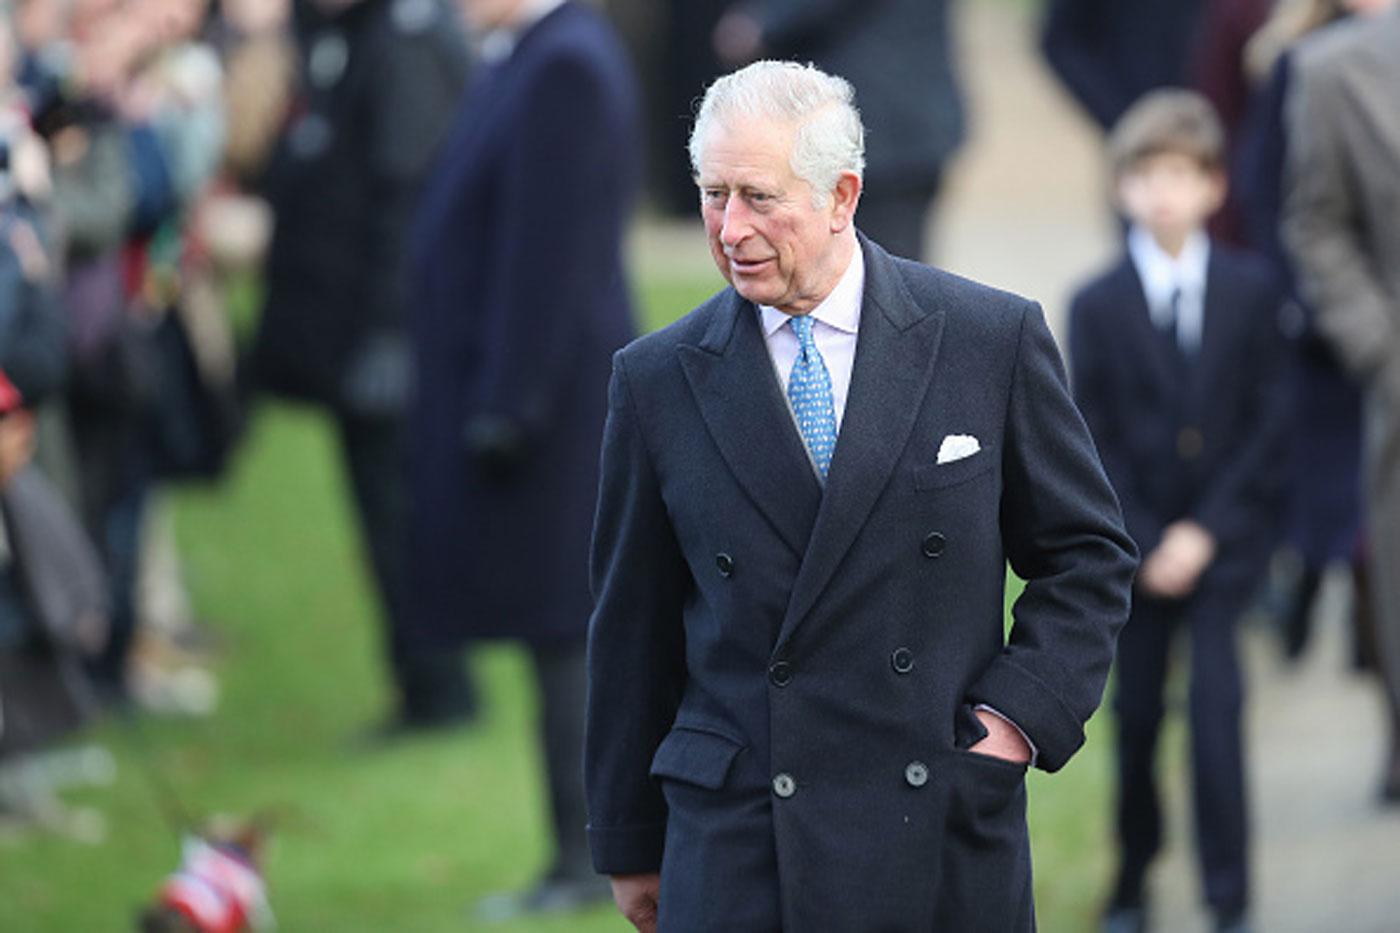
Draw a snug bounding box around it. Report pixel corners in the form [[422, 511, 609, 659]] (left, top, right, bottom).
[[1127, 225, 1210, 304], [479, 0, 566, 62], [759, 245, 865, 337]]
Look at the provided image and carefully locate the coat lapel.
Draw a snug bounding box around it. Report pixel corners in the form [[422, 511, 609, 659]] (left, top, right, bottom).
[[1115, 259, 1182, 393], [1191, 250, 1233, 413], [678, 290, 823, 559], [776, 237, 946, 650]]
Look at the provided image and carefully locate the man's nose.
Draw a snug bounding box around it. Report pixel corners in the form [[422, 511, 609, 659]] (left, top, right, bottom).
[[720, 198, 751, 247]]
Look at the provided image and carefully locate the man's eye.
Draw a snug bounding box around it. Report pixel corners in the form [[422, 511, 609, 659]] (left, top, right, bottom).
[[702, 189, 727, 202], [748, 192, 771, 203]]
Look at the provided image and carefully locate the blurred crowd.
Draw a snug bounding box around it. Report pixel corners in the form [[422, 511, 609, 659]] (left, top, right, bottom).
[[0, 0, 1394, 927], [0, 0, 287, 833]]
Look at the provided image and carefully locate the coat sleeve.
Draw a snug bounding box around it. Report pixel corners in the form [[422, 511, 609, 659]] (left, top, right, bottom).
[[1067, 291, 1164, 556], [1283, 49, 1400, 396], [967, 302, 1138, 772], [585, 352, 691, 874]]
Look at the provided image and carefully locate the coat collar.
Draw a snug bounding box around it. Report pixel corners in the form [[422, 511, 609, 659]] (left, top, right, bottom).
[[1112, 256, 1187, 389]]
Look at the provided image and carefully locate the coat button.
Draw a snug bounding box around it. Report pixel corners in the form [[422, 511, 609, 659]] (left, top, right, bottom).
[[904, 761, 929, 788], [1177, 427, 1204, 460], [769, 660, 793, 687], [921, 532, 946, 558], [716, 553, 735, 577], [891, 647, 915, 674], [772, 773, 796, 798]]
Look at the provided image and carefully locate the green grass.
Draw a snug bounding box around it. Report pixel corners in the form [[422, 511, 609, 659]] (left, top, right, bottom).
[[0, 272, 1117, 931]]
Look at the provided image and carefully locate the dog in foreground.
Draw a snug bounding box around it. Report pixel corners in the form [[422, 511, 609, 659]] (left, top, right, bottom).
[[138, 820, 273, 932]]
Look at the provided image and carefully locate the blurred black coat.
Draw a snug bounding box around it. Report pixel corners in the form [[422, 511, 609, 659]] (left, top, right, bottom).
[[1041, 0, 1207, 131], [757, 0, 964, 190], [403, 2, 640, 648], [253, 0, 468, 411]]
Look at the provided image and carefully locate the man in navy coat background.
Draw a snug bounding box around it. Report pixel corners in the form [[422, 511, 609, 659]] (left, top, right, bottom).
[[586, 61, 1137, 931], [1040, 0, 1208, 132], [405, 0, 640, 918]]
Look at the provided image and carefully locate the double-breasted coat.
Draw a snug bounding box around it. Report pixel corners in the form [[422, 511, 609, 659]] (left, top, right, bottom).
[[585, 236, 1138, 931], [403, 2, 640, 648]]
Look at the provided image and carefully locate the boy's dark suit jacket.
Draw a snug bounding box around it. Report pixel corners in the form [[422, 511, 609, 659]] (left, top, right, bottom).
[[1068, 244, 1291, 590], [586, 236, 1138, 931]]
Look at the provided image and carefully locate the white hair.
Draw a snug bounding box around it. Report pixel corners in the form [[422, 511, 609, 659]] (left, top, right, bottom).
[[689, 60, 865, 206]]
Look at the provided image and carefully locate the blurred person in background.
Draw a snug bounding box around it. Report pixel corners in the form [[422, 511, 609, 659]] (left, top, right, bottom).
[[0, 11, 109, 837], [0, 368, 110, 840], [252, 0, 475, 738], [1041, 0, 1209, 134], [1190, 0, 1274, 247], [20, 0, 143, 707], [1068, 91, 1290, 933], [709, 0, 964, 262], [32, 0, 234, 712], [405, 0, 639, 918], [208, 0, 295, 192], [117, 0, 236, 715], [651, 0, 729, 216], [1232, 0, 1369, 664], [0, 10, 66, 413], [1284, 0, 1400, 804]]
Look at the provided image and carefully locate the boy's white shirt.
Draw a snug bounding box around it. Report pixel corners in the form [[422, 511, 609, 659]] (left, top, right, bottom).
[[1128, 225, 1210, 355]]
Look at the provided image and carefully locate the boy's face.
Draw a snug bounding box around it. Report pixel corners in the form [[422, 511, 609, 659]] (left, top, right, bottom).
[[1116, 151, 1225, 246]]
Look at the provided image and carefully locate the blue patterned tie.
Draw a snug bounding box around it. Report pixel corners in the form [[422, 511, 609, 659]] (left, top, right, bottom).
[[787, 315, 838, 479]]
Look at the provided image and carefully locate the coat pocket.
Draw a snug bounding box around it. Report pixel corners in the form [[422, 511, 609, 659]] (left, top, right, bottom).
[[649, 726, 745, 790], [912, 447, 997, 491], [935, 749, 1033, 930]]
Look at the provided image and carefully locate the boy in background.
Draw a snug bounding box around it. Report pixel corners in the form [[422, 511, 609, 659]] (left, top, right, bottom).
[[1068, 89, 1291, 933]]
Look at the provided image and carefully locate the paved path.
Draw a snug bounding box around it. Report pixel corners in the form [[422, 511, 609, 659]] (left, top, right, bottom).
[[630, 4, 1400, 928]]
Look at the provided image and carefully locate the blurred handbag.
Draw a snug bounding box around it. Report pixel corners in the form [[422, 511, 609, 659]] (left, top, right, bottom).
[[145, 282, 244, 481]]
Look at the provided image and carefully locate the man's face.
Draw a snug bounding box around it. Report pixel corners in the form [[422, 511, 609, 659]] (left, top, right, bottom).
[[696, 116, 856, 315], [1116, 151, 1225, 248]]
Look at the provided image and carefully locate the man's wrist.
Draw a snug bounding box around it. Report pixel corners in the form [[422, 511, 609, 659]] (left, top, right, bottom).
[[973, 704, 1037, 766]]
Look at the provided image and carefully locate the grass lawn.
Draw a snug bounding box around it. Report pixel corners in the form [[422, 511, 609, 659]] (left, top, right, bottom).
[[0, 269, 1119, 931]]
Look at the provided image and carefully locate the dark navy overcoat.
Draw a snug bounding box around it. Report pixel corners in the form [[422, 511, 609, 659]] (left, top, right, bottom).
[[585, 236, 1138, 931], [404, 2, 640, 647]]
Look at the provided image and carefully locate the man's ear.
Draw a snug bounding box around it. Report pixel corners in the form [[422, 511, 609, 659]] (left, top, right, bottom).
[[830, 171, 862, 232], [1206, 167, 1229, 215]]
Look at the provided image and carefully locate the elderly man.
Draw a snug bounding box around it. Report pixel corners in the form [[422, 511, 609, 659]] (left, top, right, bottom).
[[585, 61, 1137, 931]]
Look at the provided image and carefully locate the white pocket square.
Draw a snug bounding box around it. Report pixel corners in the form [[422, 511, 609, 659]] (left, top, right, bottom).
[[936, 434, 981, 464]]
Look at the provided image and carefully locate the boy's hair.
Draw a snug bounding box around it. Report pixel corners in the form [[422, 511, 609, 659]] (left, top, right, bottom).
[[1108, 89, 1226, 178]]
